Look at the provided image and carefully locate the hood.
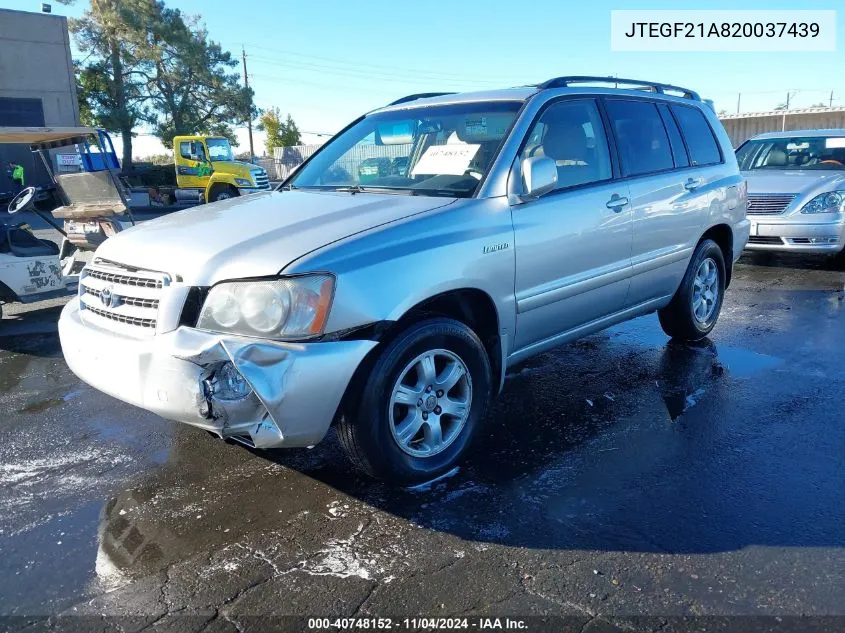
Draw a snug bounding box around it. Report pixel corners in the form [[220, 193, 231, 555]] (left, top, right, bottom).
[[742, 169, 845, 197], [210, 160, 256, 178], [96, 190, 456, 285]]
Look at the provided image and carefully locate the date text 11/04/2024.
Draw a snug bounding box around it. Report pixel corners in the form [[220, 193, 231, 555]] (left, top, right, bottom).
[[623, 22, 820, 38], [307, 618, 528, 630]]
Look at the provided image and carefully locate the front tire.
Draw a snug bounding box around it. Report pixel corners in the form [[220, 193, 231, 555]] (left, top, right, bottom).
[[337, 317, 492, 483], [210, 185, 239, 203], [658, 239, 726, 341]]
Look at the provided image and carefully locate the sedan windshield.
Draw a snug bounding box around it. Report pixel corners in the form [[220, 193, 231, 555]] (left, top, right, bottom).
[[737, 136, 845, 171], [290, 101, 522, 197]]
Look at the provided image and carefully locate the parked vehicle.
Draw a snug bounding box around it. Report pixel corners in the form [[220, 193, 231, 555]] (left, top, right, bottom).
[[0, 127, 134, 319], [358, 157, 392, 183], [59, 77, 748, 482], [173, 135, 270, 203], [0, 188, 69, 319], [736, 129, 845, 256], [390, 156, 409, 177]]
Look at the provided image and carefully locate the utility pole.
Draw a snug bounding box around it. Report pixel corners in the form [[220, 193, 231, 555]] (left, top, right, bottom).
[[831, 90, 836, 108], [781, 91, 793, 132], [736, 92, 741, 114], [242, 46, 255, 160]]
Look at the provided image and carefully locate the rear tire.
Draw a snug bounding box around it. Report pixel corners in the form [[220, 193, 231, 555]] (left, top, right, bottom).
[[337, 317, 492, 484], [658, 239, 726, 341]]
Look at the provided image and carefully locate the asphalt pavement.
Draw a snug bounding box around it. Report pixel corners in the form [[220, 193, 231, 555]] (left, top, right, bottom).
[[1, 249, 844, 632]]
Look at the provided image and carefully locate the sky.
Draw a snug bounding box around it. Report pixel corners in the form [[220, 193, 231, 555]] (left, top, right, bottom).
[[5, 0, 844, 159]]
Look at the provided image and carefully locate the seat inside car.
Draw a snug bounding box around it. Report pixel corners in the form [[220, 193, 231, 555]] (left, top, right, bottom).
[[540, 122, 596, 188], [765, 148, 788, 167]]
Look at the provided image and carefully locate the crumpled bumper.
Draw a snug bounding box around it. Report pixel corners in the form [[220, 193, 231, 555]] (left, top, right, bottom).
[[58, 299, 376, 448]]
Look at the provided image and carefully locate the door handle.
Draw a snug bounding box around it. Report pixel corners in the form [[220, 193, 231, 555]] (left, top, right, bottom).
[[684, 177, 703, 191], [606, 195, 629, 212]]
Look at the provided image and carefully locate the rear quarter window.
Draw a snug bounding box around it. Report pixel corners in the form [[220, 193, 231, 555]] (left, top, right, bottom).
[[657, 103, 689, 168], [670, 105, 722, 166]]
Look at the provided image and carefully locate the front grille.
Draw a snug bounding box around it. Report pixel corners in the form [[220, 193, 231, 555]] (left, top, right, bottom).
[[748, 236, 784, 245], [747, 193, 797, 215], [86, 268, 164, 288], [79, 262, 169, 333], [85, 305, 157, 329], [251, 169, 270, 190], [86, 287, 159, 310]]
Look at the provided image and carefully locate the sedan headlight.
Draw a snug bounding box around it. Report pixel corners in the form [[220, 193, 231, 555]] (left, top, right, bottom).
[[800, 190, 845, 214], [197, 275, 335, 339], [234, 177, 253, 187]]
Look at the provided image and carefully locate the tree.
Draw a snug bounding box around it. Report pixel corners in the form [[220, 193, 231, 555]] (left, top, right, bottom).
[[67, 0, 153, 171], [717, 109, 728, 116], [774, 103, 788, 111], [810, 102, 828, 108], [66, 0, 256, 157], [258, 108, 302, 155], [140, 3, 256, 148]]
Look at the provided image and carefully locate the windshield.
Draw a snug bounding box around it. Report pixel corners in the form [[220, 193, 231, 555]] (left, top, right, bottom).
[[737, 136, 845, 171], [206, 138, 234, 162], [290, 101, 522, 197]]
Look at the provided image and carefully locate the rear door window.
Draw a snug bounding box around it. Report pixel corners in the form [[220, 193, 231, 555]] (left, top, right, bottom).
[[603, 99, 674, 177], [670, 105, 722, 166]]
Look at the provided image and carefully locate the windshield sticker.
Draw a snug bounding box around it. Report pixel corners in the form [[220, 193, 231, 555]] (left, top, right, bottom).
[[410, 144, 481, 176], [465, 117, 487, 136], [825, 138, 845, 149]]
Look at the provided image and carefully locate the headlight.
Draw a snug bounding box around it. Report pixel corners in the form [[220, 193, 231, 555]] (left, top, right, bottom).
[[800, 190, 845, 214], [234, 178, 252, 187], [197, 275, 335, 339]]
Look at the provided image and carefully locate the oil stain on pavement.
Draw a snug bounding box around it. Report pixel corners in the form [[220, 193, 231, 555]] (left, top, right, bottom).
[[0, 252, 844, 629]]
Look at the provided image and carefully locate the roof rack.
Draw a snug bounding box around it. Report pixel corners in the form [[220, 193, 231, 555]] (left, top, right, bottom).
[[537, 76, 700, 101], [387, 92, 456, 106]]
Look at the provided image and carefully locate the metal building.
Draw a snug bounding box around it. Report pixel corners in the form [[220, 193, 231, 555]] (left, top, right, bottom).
[[0, 7, 79, 193], [719, 107, 845, 148]]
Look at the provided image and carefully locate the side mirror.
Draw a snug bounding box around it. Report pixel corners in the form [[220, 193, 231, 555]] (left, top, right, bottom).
[[521, 156, 557, 199]]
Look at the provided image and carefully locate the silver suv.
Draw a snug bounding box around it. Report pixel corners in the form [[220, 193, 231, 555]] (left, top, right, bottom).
[[59, 77, 749, 483], [737, 129, 845, 255]]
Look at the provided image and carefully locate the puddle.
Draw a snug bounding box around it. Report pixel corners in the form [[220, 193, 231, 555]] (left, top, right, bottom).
[[18, 398, 65, 415], [663, 387, 708, 421], [714, 346, 783, 378]]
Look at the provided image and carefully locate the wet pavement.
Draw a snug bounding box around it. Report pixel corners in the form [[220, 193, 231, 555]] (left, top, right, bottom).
[[1, 252, 844, 632]]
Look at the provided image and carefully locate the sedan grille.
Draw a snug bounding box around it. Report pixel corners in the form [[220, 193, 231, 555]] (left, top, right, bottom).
[[79, 262, 169, 333], [748, 236, 784, 245], [747, 193, 797, 215]]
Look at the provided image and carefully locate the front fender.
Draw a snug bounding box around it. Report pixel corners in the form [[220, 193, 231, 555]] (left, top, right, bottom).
[[283, 197, 518, 352], [204, 173, 238, 198]]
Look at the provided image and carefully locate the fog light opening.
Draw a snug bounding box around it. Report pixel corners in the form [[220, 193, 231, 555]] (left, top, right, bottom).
[[208, 362, 253, 401]]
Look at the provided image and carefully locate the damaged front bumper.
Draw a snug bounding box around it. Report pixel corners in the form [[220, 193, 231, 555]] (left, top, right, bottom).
[[58, 299, 376, 448]]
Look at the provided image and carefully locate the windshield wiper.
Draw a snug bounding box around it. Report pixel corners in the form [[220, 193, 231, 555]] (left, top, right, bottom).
[[332, 185, 366, 194], [330, 185, 417, 195]]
